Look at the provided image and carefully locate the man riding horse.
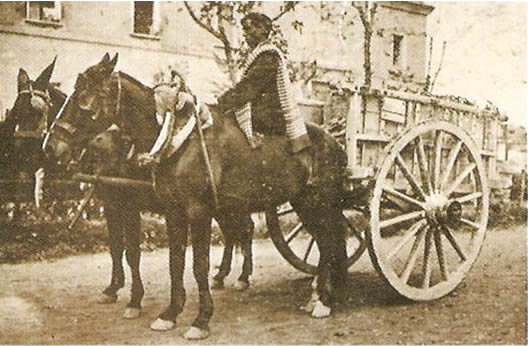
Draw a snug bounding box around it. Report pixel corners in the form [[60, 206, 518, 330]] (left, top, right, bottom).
[[217, 12, 314, 183], [142, 12, 316, 184]]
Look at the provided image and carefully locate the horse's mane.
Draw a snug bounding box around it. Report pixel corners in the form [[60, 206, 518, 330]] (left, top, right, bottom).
[[118, 71, 153, 94]]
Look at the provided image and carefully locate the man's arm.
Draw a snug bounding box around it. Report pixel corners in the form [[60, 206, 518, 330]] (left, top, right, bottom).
[[218, 51, 279, 112]]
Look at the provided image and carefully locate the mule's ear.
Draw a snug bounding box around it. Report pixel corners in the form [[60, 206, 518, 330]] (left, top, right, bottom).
[[34, 56, 57, 90], [17, 68, 31, 93], [101, 52, 111, 64], [108, 53, 118, 71]]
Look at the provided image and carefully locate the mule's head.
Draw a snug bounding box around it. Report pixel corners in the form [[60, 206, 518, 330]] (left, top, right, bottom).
[[8, 58, 57, 152], [44, 53, 119, 168], [81, 125, 130, 176]]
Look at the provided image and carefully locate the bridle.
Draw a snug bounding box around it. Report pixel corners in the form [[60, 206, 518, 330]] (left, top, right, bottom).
[[15, 83, 52, 139], [43, 72, 123, 154]]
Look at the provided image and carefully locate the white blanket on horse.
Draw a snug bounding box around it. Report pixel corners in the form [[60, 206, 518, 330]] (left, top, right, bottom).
[[148, 101, 213, 159]]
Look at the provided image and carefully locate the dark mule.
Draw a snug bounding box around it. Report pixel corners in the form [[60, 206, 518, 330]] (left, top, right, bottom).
[[2, 58, 65, 177], [42, 54, 255, 321], [44, 53, 349, 340]]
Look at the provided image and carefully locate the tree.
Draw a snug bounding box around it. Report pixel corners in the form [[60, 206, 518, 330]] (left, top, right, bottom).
[[183, 1, 299, 87], [351, 2, 378, 89]]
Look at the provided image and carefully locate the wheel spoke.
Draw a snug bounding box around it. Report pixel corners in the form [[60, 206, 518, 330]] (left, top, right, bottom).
[[396, 154, 427, 200], [303, 237, 316, 262], [440, 226, 467, 261], [346, 220, 365, 242], [439, 140, 463, 190], [382, 184, 425, 209], [380, 210, 425, 229], [433, 130, 444, 192], [416, 135, 433, 195], [387, 220, 426, 261], [422, 227, 434, 288], [400, 226, 427, 283], [286, 223, 304, 244], [460, 217, 481, 230], [434, 228, 449, 281], [452, 192, 482, 204], [444, 163, 476, 197]]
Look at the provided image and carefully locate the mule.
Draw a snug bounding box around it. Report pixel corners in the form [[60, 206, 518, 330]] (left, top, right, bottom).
[[40, 55, 255, 321], [3, 58, 65, 177], [44, 53, 349, 339]]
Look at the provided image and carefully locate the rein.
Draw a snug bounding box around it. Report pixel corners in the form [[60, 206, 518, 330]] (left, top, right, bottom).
[[192, 97, 219, 210]]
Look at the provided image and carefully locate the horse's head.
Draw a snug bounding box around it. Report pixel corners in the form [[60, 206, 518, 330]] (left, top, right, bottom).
[[44, 53, 119, 167], [82, 125, 131, 176], [8, 58, 58, 152]]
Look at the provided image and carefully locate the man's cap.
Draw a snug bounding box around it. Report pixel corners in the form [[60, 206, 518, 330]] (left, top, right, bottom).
[[242, 12, 272, 32]]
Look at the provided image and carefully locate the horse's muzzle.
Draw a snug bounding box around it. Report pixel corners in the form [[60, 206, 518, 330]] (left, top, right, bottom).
[[44, 137, 72, 168]]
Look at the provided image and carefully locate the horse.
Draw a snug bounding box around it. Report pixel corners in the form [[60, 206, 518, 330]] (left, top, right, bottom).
[[83, 124, 255, 292], [2, 58, 65, 178], [40, 54, 256, 321], [44, 53, 350, 340]]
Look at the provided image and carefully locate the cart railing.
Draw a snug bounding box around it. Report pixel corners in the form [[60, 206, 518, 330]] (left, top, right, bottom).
[[312, 88, 507, 182]]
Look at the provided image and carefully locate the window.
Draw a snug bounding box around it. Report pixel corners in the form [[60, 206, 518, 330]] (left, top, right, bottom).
[[132, 1, 160, 37], [26, 1, 61, 23], [392, 34, 404, 66]]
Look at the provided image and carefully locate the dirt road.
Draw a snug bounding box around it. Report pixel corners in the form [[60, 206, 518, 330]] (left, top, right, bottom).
[[1, 225, 526, 344]]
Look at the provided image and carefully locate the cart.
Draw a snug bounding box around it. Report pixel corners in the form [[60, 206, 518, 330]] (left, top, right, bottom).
[[266, 87, 507, 301]]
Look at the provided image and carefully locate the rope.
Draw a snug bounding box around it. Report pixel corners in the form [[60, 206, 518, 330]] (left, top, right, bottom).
[[193, 96, 219, 210]]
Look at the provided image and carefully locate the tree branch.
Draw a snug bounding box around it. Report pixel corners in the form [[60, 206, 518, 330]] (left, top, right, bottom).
[[272, 2, 299, 22], [183, 1, 225, 43], [430, 40, 447, 92]]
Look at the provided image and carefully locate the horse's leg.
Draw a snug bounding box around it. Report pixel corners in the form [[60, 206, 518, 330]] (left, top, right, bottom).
[[213, 214, 254, 291], [122, 204, 144, 319], [292, 200, 347, 318], [211, 217, 235, 290], [98, 202, 125, 304], [184, 213, 214, 340], [235, 214, 254, 291], [151, 206, 188, 331]]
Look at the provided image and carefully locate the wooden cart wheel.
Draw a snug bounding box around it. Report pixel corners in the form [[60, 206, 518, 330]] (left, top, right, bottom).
[[369, 120, 489, 301], [266, 204, 367, 275]]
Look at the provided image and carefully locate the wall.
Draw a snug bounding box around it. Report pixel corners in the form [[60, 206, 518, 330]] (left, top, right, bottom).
[[0, 1, 434, 116]]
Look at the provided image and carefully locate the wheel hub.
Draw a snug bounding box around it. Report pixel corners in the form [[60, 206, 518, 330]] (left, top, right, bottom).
[[424, 193, 458, 226]]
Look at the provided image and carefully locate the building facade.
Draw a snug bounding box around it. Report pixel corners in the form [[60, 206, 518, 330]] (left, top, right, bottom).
[[0, 1, 434, 119]]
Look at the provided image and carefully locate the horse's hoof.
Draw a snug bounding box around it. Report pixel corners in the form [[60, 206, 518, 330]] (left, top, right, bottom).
[[300, 300, 315, 313], [184, 326, 209, 340], [150, 318, 175, 331], [311, 300, 331, 318], [96, 293, 117, 304], [123, 307, 141, 319], [211, 278, 224, 290], [233, 280, 249, 291]]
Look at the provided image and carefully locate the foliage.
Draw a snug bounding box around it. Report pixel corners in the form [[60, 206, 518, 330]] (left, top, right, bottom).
[[152, 61, 190, 87], [183, 1, 300, 85], [488, 201, 527, 229]]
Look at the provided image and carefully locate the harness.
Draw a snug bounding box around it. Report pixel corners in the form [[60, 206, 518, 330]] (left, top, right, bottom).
[[45, 71, 219, 209], [146, 96, 218, 208], [16, 83, 52, 139]]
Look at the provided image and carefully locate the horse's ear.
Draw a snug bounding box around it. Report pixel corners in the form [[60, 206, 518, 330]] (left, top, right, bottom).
[[101, 53, 110, 64], [17, 68, 30, 93], [34, 56, 57, 90], [108, 53, 118, 71]]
